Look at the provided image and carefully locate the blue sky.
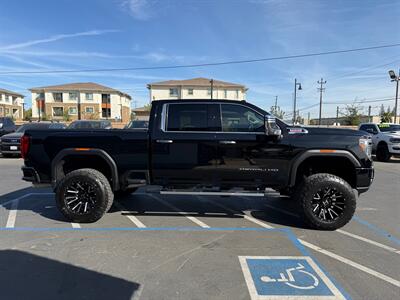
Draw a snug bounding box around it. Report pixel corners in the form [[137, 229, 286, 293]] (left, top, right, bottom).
[[0, 0, 399, 118]]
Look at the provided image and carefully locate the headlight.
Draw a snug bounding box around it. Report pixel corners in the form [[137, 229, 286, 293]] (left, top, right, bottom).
[[0, 123, 3, 129], [359, 136, 372, 159], [389, 138, 400, 143]]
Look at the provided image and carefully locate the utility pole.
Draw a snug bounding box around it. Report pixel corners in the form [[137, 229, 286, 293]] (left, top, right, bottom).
[[274, 96, 278, 111], [336, 106, 339, 125], [317, 78, 327, 125], [307, 112, 310, 125], [210, 79, 214, 100], [77, 90, 81, 120], [368, 105, 371, 123]]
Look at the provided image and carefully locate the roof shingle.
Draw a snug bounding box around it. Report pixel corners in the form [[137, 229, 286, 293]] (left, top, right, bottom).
[[148, 77, 246, 89]]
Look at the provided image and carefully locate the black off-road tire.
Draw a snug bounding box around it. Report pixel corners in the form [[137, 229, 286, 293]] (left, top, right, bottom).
[[376, 143, 391, 162], [297, 173, 356, 230], [55, 168, 114, 223]]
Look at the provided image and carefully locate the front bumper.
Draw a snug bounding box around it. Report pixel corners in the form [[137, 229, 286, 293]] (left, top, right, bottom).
[[0, 143, 20, 154], [388, 143, 400, 155], [355, 166, 374, 194]]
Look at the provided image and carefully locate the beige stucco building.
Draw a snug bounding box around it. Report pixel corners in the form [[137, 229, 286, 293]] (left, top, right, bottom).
[[29, 82, 132, 122], [147, 77, 247, 102], [0, 88, 24, 120]]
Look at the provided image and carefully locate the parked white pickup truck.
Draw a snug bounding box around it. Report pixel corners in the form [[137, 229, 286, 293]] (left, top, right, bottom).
[[359, 123, 400, 162]]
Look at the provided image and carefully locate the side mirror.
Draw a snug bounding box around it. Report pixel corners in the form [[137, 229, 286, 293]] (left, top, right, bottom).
[[265, 115, 282, 137]]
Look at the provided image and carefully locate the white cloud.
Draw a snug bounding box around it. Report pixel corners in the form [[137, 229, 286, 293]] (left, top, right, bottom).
[[0, 30, 119, 51], [121, 0, 153, 20]]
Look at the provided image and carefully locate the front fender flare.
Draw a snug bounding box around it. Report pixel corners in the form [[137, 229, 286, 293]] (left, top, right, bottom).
[[289, 149, 361, 187]]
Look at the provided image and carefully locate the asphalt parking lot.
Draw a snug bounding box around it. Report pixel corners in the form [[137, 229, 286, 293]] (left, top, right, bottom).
[[0, 156, 399, 299]]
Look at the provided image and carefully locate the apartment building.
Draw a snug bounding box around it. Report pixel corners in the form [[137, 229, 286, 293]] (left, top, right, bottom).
[[0, 88, 24, 120], [29, 82, 132, 122], [147, 77, 247, 101]]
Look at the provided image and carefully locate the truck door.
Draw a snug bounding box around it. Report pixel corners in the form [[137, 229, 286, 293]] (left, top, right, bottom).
[[151, 103, 219, 187], [214, 103, 289, 188]]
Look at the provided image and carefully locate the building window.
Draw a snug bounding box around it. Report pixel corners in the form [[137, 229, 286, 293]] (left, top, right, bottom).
[[69, 92, 78, 100], [68, 107, 77, 115], [5, 95, 10, 102], [0, 94, 3, 101], [207, 88, 211, 95], [12, 96, 18, 105], [53, 93, 63, 102], [0, 107, 2, 114], [52, 107, 64, 117], [224, 89, 228, 98], [5, 108, 10, 115], [169, 88, 178, 96], [235, 89, 239, 99], [102, 94, 111, 104], [102, 108, 111, 118], [188, 88, 194, 95], [37, 93, 45, 100], [85, 107, 94, 114], [86, 93, 93, 100]]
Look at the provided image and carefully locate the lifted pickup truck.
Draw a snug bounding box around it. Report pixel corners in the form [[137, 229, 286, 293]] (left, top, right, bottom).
[[20, 99, 374, 230]]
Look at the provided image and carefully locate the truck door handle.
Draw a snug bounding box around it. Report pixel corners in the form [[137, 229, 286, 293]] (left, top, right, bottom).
[[156, 139, 173, 144], [219, 140, 236, 144]]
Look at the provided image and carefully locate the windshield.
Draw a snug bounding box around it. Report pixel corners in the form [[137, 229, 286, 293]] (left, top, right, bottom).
[[16, 123, 53, 133], [378, 124, 400, 132], [127, 121, 149, 129], [68, 121, 109, 129]]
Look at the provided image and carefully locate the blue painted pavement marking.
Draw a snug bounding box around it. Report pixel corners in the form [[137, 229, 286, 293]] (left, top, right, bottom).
[[354, 216, 400, 246], [239, 256, 346, 299]]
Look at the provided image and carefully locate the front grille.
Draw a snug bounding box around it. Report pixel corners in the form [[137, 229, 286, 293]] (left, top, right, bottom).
[[2, 139, 20, 143]]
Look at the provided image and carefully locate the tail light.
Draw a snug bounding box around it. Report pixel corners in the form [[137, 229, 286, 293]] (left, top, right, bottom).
[[20, 135, 30, 159]]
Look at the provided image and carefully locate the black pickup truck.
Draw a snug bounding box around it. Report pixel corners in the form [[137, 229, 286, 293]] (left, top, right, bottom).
[[20, 99, 374, 230]]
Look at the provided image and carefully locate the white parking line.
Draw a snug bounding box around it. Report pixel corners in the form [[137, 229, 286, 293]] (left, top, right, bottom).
[[336, 229, 400, 254], [6, 198, 19, 228], [114, 202, 146, 228], [205, 197, 400, 288], [300, 239, 400, 288], [260, 199, 400, 255], [204, 197, 273, 229], [71, 223, 81, 228], [149, 195, 210, 228]]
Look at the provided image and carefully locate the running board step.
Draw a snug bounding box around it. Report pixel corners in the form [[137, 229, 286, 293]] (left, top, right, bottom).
[[160, 191, 266, 197]]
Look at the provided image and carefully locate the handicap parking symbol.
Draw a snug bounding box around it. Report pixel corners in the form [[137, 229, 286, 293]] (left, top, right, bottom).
[[239, 256, 346, 299]]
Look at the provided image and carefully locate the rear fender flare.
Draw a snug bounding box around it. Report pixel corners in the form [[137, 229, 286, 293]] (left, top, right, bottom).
[[51, 148, 119, 190]]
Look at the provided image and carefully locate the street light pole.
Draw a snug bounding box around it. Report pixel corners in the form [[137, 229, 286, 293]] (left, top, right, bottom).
[[292, 79, 302, 124], [394, 70, 399, 124], [388, 69, 399, 124], [210, 79, 214, 100]]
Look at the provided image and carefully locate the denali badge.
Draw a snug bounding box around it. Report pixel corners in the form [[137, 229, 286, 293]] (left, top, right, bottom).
[[239, 168, 278, 172]]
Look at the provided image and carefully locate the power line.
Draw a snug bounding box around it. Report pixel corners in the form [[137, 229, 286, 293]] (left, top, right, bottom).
[[1, 43, 400, 75]]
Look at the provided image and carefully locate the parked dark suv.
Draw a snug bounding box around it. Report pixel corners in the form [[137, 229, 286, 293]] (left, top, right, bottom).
[[0, 117, 16, 137], [1, 122, 66, 157]]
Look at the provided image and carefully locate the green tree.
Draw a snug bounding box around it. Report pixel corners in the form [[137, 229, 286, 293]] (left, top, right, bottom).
[[380, 105, 393, 123], [344, 104, 362, 125], [270, 105, 286, 119], [63, 110, 70, 121], [24, 108, 32, 121]]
